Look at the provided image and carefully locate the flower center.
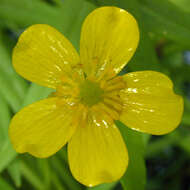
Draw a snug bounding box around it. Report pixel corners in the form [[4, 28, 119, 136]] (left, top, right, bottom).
[[79, 80, 104, 107]]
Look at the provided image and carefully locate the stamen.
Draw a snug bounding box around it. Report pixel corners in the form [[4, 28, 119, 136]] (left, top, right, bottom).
[[104, 82, 126, 92], [91, 105, 114, 126], [103, 98, 123, 112], [98, 102, 120, 120], [106, 76, 123, 85], [72, 104, 88, 127], [103, 92, 121, 102], [96, 66, 116, 82], [87, 57, 99, 80]]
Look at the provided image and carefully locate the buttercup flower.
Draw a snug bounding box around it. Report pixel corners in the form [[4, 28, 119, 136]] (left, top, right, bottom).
[[9, 7, 183, 187]]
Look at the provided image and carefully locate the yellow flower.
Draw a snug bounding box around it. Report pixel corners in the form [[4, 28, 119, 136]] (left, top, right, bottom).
[[9, 7, 183, 187]]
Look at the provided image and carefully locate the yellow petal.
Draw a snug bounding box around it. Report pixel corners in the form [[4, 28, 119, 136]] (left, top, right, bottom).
[[68, 120, 128, 186], [80, 6, 139, 80], [13, 24, 80, 89], [9, 98, 77, 158], [120, 71, 184, 135]]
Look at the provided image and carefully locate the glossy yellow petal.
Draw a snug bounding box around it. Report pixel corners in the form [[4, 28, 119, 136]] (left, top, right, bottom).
[[120, 71, 184, 135], [13, 24, 80, 89], [9, 98, 77, 158], [80, 6, 139, 80], [68, 119, 128, 187]]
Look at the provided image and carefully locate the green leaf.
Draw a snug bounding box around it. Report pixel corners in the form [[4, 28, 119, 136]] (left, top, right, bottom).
[[178, 135, 190, 154], [7, 159, 21, 187], [0, 94, 18, 186], [0, 141, 17, 172], [169, 0, 190, 13], [22, 84, 53, 107], [145, 134, 176, 158], [128, 30, 160, 71], [0, 0, 64, 31], [0, 33, 29, 112], [0, 32, 29, 102], [61, 0, 96, 49], [182, 112, 190, 126], [139, 0, 190, 47], [116, 121, 146, 190], [0, 177, 14, 190], [0, 94, 11, 143], [51, 172, 67, 190], [21, 162, 44, 190], [50, 156, 83, 190], [0, 93, 17, 172], [0, 69, 21, 112], [37, 159, 51, 189]]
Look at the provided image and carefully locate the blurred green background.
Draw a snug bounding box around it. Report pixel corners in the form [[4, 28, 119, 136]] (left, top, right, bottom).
[[0, 0, 190, 189]]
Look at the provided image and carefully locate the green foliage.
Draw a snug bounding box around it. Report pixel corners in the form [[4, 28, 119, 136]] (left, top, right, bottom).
[[0, 177, 14, 190], [116, 121, 146, 190], [0, 0, 190, 189]]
